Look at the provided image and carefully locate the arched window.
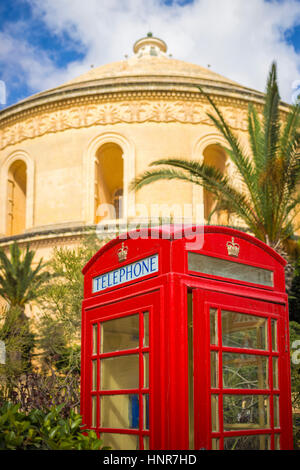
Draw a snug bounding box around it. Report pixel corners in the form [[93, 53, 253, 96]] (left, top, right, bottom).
[[6, 160, 27, 236], [94, 143, 124, 223], [203, 144, 227, 224]]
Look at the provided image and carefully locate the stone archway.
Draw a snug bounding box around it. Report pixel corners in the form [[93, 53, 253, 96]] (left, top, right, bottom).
[[192, 133, 229, 224], [0, 150, 34, 236], [84, 133, 135, 225]]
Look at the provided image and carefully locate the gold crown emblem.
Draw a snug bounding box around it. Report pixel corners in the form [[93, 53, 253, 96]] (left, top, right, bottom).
[[117, 242, 128, 262], [226, 237, 240, 257]]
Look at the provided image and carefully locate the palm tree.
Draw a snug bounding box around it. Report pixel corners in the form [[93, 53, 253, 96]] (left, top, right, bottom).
[[130, 62, 300, 253], [0, 242, 51, 371], [0, 242, 51, 319]]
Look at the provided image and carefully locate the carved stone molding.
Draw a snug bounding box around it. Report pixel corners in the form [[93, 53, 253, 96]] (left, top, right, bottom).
[[0, 98, 251, 150], [0, 230, 86, 249]]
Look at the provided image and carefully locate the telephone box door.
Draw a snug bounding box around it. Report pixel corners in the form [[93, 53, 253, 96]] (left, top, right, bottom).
[[81, 291, 161, 451], [192, 289, 292, 451]]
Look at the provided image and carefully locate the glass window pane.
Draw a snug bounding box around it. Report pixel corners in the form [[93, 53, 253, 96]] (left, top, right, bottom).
[[101, 315, 139, 353], [92, 360, 97, 391], [273, 357, 279, 389], [222, 353, 268, 389], [210, 308, 218, 345], [93, 324, 98, 355], [271, 319, 278, 351], [101, 355, 139, 390], [101, 394, 139, 429], [211, 395, 219, 432], [143, 436, 150, 450], [223, 395, 270, 430], [143, 394, 149, 430], [274, 434, 280, 450], [101, 433, 139, 450], [211, 352, 219, 388], [92, 396, 97, 428], [222, 311, 268, 350], [188, 252, 274, 287], [144, 353, 149, 389], [211, 438, 220, 450], [224, 434, 270, 450], [144, 312, 149, 347], [274, 395, 280, 428]]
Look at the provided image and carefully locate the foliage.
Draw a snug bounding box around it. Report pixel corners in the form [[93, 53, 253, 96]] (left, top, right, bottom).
[[0, 242, 52, 377], [0, 306, 35, 377], [130, 62, 300, 250], [0, 242, 51, 309], [0, 402, 108, 450], [289, 257, 300, 323], [290, 322, 300, 408], [0, 237, 109, 450], [290, 321, 300, 449], [37, 231, 104, 372], [0, 232, 104, 434], [38, 317, 81, 373], [0, 368, 80, 416]]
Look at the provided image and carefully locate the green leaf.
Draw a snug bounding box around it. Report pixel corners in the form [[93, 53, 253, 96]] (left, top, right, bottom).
[[130, 62, 300, 248]]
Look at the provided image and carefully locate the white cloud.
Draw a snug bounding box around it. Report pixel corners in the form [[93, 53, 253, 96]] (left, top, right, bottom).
[[0, 25, 76, 102], [4, 0, 300, 103]]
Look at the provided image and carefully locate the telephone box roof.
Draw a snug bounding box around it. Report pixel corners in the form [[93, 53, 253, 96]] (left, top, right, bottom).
[[83, 225, 286, 275]]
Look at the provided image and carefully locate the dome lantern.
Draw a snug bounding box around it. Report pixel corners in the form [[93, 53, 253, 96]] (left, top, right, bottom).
[[133, 33, 167, 58]]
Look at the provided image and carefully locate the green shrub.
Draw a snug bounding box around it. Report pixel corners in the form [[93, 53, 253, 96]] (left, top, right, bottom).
[[0, 369, 80, 417], [38, 233, 105, 374], [289, 257, 300, 323], [0, 402, 109, 450]]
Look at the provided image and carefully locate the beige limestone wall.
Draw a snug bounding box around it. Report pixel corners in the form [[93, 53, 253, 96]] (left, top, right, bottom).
[[0, 113, 235, 235], [0, 92, 298, 258]]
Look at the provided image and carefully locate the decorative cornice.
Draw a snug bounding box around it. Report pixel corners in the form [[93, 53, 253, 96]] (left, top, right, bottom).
[[0, 86, 259, 124], [0, 79, 267, 122], [0, 92, 257, 151], [0, 224, 95, 248], [0, 82, 291, 151]]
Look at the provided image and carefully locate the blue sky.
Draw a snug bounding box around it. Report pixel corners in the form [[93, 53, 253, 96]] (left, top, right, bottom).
[[0, 0, 300, 108]]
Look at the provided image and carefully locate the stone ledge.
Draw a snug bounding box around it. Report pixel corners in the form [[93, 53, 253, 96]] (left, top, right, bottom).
[[1, 80, 289, 128], [0, 224, 95, 247]]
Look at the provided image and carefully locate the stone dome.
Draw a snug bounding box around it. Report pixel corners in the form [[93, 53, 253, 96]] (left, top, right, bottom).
[[1, 34, 273, 120], [0, 34, 292, 252]]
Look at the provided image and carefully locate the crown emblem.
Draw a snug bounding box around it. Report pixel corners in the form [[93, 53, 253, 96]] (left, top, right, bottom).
[[226, 237, 240, 257], [117, 243, 128, 262]]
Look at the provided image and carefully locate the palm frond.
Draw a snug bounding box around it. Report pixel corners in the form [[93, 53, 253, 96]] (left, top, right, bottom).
[[198, 86, 263, 211], [279, 102, 300, 160], [0, 242, 51, 308], [130, 167, 192, 190], [131, 62, 299, 247], [131, 158, 261, 234], [247, 103, 265, 174], [263, 62, 281, 166]]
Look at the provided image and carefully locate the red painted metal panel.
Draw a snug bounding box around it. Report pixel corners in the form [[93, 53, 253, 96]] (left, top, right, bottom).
[[81, 289, 165, 449], [81, 226, 292, 450], [192, 289, 293, 450]]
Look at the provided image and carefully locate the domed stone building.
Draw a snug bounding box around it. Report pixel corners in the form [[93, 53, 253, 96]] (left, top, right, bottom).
[[0, 34, 293, 262]]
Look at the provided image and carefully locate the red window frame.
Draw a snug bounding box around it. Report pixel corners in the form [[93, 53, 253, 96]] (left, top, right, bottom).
[[194, 289, 287, 451], [88, 305, 152, 450]]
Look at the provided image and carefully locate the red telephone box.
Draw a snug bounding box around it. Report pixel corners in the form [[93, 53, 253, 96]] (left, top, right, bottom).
[[81, 225, 293, 450]]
